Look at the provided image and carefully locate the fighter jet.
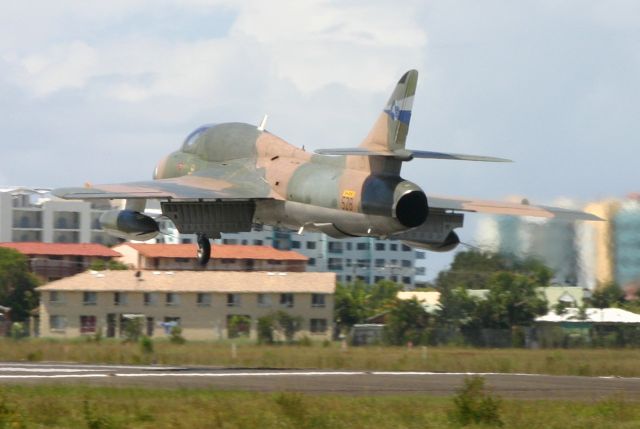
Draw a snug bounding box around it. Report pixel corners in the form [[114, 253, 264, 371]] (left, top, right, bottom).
[[54, 70, 600, 265]]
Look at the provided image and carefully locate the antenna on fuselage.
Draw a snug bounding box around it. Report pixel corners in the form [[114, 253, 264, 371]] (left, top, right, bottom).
[[257, 114, 269, 131]]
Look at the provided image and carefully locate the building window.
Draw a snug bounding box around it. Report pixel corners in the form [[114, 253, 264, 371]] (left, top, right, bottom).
[[374, 276, 385, 283], [346, 275, 352, 282], [181, 238, 192, 244], [328, 242, 343, 253], [402, 260, 412, 268], [375, 259, 385, 268], [402, 276, 412, 285], [280, 293, 294, 308], [291, 241, 301, 249], [49, 291, 63, 303], [227, 293, 241, 307], [241, 239, 248, 245], [390, 243, 398, 251], [257, 293, 271, 307], [254, 239, 263, 245], [143, 292, 157, 306], [80, 315, 97, 334], [83, 292, 97, 306], [375, 243, 385, 251], [49, 315, 66, 331], [308, 258, 316, 266], [197, 293, 212, 306], [166, 293, 179, 306], [356, 242, 368, 250], [402, 244, 411, 252], [306, 242, 316, 250], [114, 292, 127, 306], [310, 318, 327, 334], [356, 259, 369, 269], [346, 243, 352, 251], [328, 258, 343, 270], [311, 294, 326, 308]]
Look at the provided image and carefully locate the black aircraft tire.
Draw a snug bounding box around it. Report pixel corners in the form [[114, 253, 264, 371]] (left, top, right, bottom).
[[197, 234, 211, 266]]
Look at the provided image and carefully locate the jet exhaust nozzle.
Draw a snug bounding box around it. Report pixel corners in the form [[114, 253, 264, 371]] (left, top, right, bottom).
[[393, 181, 428, 228], [99, 210, 159, 241]]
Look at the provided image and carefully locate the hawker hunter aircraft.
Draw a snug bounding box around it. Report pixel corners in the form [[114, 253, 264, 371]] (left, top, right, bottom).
[[54, 70, 600, 265]]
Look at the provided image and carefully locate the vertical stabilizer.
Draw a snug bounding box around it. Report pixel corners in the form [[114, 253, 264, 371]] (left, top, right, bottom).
[[359, 70, 418, 153]]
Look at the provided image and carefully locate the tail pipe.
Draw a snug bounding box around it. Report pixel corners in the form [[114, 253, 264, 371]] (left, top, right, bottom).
[[393, 182, 428, 228]]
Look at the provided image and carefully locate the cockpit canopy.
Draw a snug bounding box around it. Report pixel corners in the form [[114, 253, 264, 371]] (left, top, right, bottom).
[[179, 123, 261, 162], [181, 124, 214, 153]]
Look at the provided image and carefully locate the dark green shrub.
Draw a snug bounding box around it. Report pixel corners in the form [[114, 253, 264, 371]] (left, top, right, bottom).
[[449, 376, 503, 427]]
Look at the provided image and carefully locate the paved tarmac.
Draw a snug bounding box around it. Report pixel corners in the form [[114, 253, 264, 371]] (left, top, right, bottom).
[[1, 363, 639, 400]]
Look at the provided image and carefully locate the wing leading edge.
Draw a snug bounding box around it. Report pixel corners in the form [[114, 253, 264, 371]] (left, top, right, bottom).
[[53, 166, 276, 201], [428, 195, 602, 221]]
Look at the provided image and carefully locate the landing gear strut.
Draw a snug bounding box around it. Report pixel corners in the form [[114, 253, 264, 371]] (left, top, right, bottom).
[[196, 233, 211, 266]]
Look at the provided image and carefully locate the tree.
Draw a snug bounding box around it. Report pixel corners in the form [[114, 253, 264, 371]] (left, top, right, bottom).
[[435, 286, 478, 328], [367, 280, 403, 314], [435, 251, 506, 290], [435, 250, 553, 291], [589, 282, 624, 309], [474, 272, 548, 329], [334, 280, 404, 332], [334, 281, 372, 331], [384, 298, 431, 345], [0, 248, 40, 321]]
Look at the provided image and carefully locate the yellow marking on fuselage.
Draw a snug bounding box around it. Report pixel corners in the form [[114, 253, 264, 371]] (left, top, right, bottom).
[[342, 190, 356, 198]]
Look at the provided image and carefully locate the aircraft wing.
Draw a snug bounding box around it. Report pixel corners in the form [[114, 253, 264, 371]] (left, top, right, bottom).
[[427, 195, 602, 221], [53, 163, 276, 201]]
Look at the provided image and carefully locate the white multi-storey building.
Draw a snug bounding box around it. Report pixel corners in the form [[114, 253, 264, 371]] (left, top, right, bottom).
[[0, 187, 119, 245]]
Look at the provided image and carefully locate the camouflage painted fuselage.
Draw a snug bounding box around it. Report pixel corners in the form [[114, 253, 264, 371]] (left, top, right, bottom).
[[153, 122, 427, 238]]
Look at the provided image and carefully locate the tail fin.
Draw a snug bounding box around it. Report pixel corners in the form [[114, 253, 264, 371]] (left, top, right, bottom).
[[359, 69, 418, 152]]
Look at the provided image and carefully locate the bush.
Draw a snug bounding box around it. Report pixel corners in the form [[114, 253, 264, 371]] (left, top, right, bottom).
[[10, 322, 26, 340], [257, 315, 275, 344], [122, 318, 143, 343], [169, 326, 186, 344], [449, 376, 503, 427], [140, 336, 154, 355]]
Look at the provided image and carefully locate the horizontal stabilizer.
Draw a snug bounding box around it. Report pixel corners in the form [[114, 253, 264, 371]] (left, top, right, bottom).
[[427, 195, 603, 222], [315, 148, 511, 162]]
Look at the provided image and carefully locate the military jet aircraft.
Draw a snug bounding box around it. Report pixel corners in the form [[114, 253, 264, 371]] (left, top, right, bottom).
[[54, 70, 600, 265]]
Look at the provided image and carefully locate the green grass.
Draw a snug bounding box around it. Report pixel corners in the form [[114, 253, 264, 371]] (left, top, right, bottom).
[[0, 384, 637, 428], [6, 338, 640, 377]]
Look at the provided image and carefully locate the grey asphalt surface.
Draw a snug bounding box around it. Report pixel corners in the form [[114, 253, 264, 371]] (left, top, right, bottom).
[[0, 363, 639, 400]]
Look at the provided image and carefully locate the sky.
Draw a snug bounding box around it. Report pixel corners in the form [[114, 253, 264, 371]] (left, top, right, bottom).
[[0, 1, 637, 278]]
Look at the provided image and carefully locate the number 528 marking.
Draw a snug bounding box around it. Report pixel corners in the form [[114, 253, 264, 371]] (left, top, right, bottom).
[[341, 190, 356, 211]]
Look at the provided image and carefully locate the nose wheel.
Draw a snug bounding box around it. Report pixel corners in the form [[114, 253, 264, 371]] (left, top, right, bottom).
[[196, 234, 211, 266]]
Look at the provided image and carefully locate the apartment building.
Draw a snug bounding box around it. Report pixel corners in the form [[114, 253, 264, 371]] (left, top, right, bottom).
[[581, 196, 640, 289], [0, 187, 119, 245], [154, 222, 425, 287], [37, 270, 335, 340], [113, 243, 308, 272]]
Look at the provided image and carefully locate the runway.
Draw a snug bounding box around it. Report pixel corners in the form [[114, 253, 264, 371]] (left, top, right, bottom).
[[0, 363, 639, 399]]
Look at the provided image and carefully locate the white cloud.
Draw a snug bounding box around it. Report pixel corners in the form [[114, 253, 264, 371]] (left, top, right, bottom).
[[2, 1, 427, 100], [232, 0, 427, 93]]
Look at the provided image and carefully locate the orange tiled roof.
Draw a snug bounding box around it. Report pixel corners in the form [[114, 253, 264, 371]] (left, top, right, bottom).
[[0, 242, 120, 258], [37, 270, 334, 293], [116, 243, 308, 261]]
